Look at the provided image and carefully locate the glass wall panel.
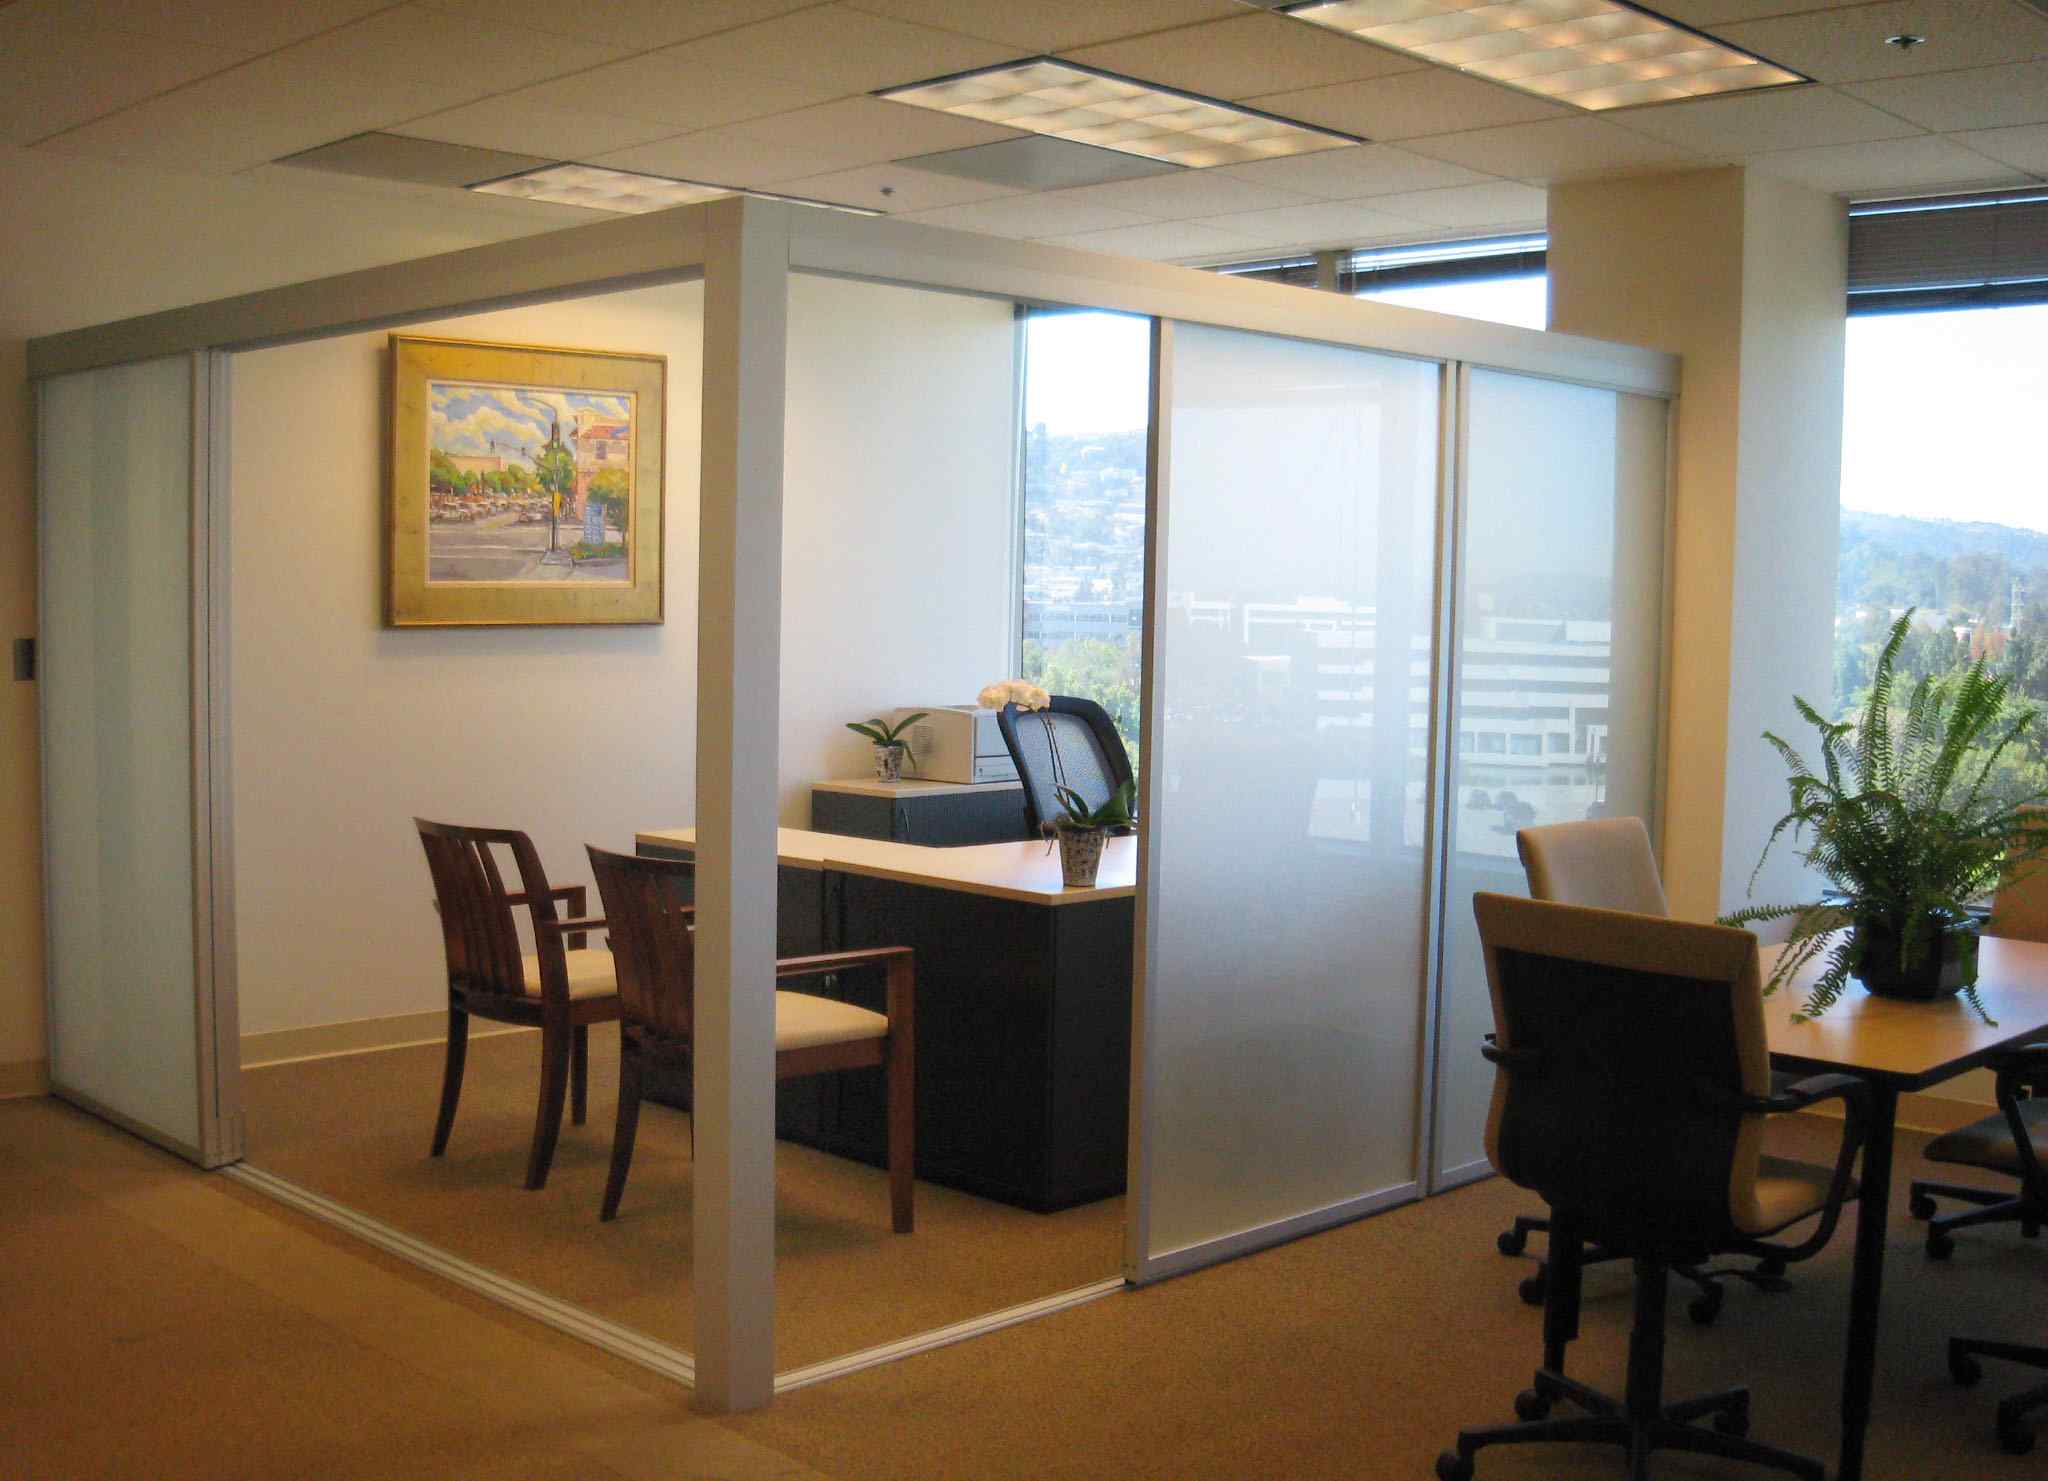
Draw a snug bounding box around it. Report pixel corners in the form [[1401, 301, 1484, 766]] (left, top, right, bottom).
[[39, 356, 202, 1151], [1141, 322, 1440, 1264], [1434, 370, 1668, 1183]]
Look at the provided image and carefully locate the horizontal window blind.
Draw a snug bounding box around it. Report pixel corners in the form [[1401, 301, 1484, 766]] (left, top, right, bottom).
[[1849, 190, 2048, 315]]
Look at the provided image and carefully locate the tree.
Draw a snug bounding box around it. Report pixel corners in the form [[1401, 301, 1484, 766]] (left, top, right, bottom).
[[587, 467, 631, 539]]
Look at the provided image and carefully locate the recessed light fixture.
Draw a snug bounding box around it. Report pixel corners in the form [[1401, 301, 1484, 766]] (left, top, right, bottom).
[[878, 58, 1361, 169], [1281, 0, 1805, 112], [470, 163, 882, 216]]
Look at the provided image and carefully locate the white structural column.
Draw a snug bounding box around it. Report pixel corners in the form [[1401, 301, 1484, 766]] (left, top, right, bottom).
[[693, 197, 789, 1412], [1548, 167, 1846, 920]]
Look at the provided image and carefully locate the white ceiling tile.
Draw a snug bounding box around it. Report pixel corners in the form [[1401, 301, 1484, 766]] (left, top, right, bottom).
[[665, 5, 1021, 93], [273, 6, 632, 93], [1844, 60, 2048, 132], [1216, 144, 1495, 198], [1250, 70, 1573, 143], [32, 53, 465, 173], [768, 161, 1027, 212], [1188, 199, 1432, 251], [396, 99, 681, 160], [515, 54, 844, 130], [846, 0, 1242, 52], [1045, 170, 1321, 219], [1951, 122, 2048, 174], [417, 0, 822, 52], [1641, 0, 1828, 25], [902, 193, 1158, 236], [12, 0, 397, 55], [1366, 180, 1549, 228], [1400, 117, 1705, 183], [587, 127, 853, 187], [1040, 220, 1271, 261], [1714, 1, 2048, 86], [1754, 133, 2028, 194], [0, 20, 244, 146], [716, 96, 1023, 171], [1618, 85, 1924, 154], [239, 161, 602, 226], [1063, 12, 1419, 100]]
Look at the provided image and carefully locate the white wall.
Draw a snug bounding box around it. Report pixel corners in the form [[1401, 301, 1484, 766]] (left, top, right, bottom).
[[777, 273, 1018, 823], [230, 282, 702, 1037]]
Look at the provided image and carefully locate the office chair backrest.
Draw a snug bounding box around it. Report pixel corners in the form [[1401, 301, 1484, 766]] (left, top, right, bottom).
[[1474, 892, 1772, 1251], [416, 818, 558, 998], [1990, 806, 2048, 944], [998, 695, 1135, 835], [587, 845, 695, 1043], [1516, 816, 1667, 916]]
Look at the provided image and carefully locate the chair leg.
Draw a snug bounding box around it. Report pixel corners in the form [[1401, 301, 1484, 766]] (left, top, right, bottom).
[[601, 1040, 644, 1222], [570, 1023, 589, 1127], [430, 1006, 468, 1157], [887, 1031, 915, 1235], [527, 1021, 571, 1191]]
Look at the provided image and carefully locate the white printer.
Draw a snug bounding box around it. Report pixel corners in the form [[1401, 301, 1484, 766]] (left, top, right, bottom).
[[890, 705, 1019, 784]]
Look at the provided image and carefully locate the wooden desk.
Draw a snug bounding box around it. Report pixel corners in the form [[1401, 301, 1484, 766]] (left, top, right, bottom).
[[1765, 934, 2048, 1481], [635, 827, 1135, 1211]]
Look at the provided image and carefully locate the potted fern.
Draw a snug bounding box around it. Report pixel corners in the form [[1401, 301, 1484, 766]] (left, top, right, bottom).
[[1049, 780, 1136, 889], [845, 711, 927, 783], [1726, 610, 2048, 1021]]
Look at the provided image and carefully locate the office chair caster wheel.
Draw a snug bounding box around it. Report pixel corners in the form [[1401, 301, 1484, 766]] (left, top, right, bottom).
[[1909, 1191, 1938, 1220], [1436, 1450, 1474, 1480], [1755, 1255, 1787, 1281], [1949, 1345, 1982, 1387], [1997, 1407, 2037, 1456], [1688, 1287, 1724, 1326], [1712, 1397, 1751, 1438], [1927, 1231, 1956, 1261], [1519, 1267, 1548, 1306], [1514, 1388, 1551, 1422], [1497, 1227, 1528, 1257]]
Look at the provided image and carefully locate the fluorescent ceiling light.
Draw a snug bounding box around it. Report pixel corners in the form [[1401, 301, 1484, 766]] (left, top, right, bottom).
[[1282, 0, 1804, 112], [878, 59, 1360, 169], [470, 163, 882, 216]]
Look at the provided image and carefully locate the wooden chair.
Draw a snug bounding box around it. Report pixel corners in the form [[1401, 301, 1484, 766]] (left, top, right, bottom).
[[585, 845, 915, 1231], [1439, 894, 1867, 1481], [415, 819, 617, 1191]]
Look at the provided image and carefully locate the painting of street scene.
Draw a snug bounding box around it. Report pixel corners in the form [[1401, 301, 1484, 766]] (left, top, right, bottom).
[[427, 380, 637, 583]]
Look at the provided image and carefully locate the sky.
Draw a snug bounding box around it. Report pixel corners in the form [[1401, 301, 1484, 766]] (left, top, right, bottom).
[[1024, 289, 2048, 535]]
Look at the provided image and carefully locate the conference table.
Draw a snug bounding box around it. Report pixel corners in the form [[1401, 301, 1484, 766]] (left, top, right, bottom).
[[1763, 933, 2048, 1481]]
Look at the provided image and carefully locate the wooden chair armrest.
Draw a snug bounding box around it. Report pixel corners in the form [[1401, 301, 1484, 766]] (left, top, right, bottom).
[[536, 916, 606, 935], [505, 885, 587, 911], [774, 946, 913, 977]]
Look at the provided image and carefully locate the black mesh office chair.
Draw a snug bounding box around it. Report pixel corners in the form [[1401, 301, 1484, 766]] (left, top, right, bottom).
[[1439, 894, 1867, 1481], [997, 696, 1135, 835]]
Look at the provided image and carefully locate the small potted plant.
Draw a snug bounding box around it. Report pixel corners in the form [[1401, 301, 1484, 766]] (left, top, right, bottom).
[[845, 711, 926, 783], [1048, 779, 1136, 889], [1726, 610, 2048, 1022]]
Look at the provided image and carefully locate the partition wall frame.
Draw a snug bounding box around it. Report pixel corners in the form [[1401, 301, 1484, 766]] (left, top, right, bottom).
[[29, 196, 1678, 1416]]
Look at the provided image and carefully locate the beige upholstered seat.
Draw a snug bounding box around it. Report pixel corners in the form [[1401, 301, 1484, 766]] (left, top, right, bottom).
[[521, 947, 618, 1001], [1742, 1155, 1855, 1238], [775, 991, 888, 1050]]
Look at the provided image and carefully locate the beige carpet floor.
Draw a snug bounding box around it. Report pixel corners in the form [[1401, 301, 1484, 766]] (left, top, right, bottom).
[[242, 1025, 1122, 1370]]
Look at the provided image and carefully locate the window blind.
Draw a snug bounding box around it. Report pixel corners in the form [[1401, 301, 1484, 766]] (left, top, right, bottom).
[[1848, 190, 2048, 315]]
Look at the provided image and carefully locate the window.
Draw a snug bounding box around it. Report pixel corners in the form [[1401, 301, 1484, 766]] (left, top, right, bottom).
[[1478, 732, 1505, 755], [1547, 732, 1571, 754], [1018, 309, 1150, 763], [1509, 733, 1542, 756]]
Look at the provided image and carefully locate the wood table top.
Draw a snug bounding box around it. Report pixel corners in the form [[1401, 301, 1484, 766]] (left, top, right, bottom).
[[635, 826, 1137, 907], [1763, 933, 2048, 1089]]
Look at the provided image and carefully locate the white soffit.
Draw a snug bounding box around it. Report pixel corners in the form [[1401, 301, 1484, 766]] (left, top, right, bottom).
[[1063, 11, 1423, 99], [1843, 60, 2048, 133]]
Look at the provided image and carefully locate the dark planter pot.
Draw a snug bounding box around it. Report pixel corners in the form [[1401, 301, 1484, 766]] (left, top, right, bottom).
[[1853, 918, 1980, 1000]]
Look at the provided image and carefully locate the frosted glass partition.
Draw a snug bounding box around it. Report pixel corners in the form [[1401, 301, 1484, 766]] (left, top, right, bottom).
[[39, 356, 204, 1153], [1433, 369, 1668, 1184], [1138, 322, 1441, 1270]]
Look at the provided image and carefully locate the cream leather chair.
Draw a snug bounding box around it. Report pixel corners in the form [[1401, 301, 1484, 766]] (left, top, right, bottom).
[[1438, 894, 1866, 1481]]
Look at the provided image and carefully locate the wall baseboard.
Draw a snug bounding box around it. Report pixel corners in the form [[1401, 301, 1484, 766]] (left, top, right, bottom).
[[0, 1058, 49, 1100], [240, 1011, 532, 1069]]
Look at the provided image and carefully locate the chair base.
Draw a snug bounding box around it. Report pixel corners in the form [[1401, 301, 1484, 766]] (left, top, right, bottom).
[[1951, 1337, 2048, 1456], [1909, 1178, 2040, 1259], [1438, 1367, 1821, 1481], [1504, 1215, 1784, 1327]]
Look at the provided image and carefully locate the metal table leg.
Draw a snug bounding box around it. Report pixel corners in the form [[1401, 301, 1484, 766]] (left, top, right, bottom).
[[1839, 1082, 1898, 1481]]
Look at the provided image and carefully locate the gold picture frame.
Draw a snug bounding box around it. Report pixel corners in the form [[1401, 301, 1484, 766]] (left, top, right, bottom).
[[387, 334, 665, 627]]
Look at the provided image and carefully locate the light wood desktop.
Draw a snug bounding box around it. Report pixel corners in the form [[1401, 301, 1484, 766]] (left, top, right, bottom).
[[1764, 933, 2048, 1481], [632, 827, 1136, 1211]]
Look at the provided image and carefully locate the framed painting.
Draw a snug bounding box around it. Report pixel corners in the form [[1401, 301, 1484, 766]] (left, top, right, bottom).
[[387, 335, 666, 626]]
